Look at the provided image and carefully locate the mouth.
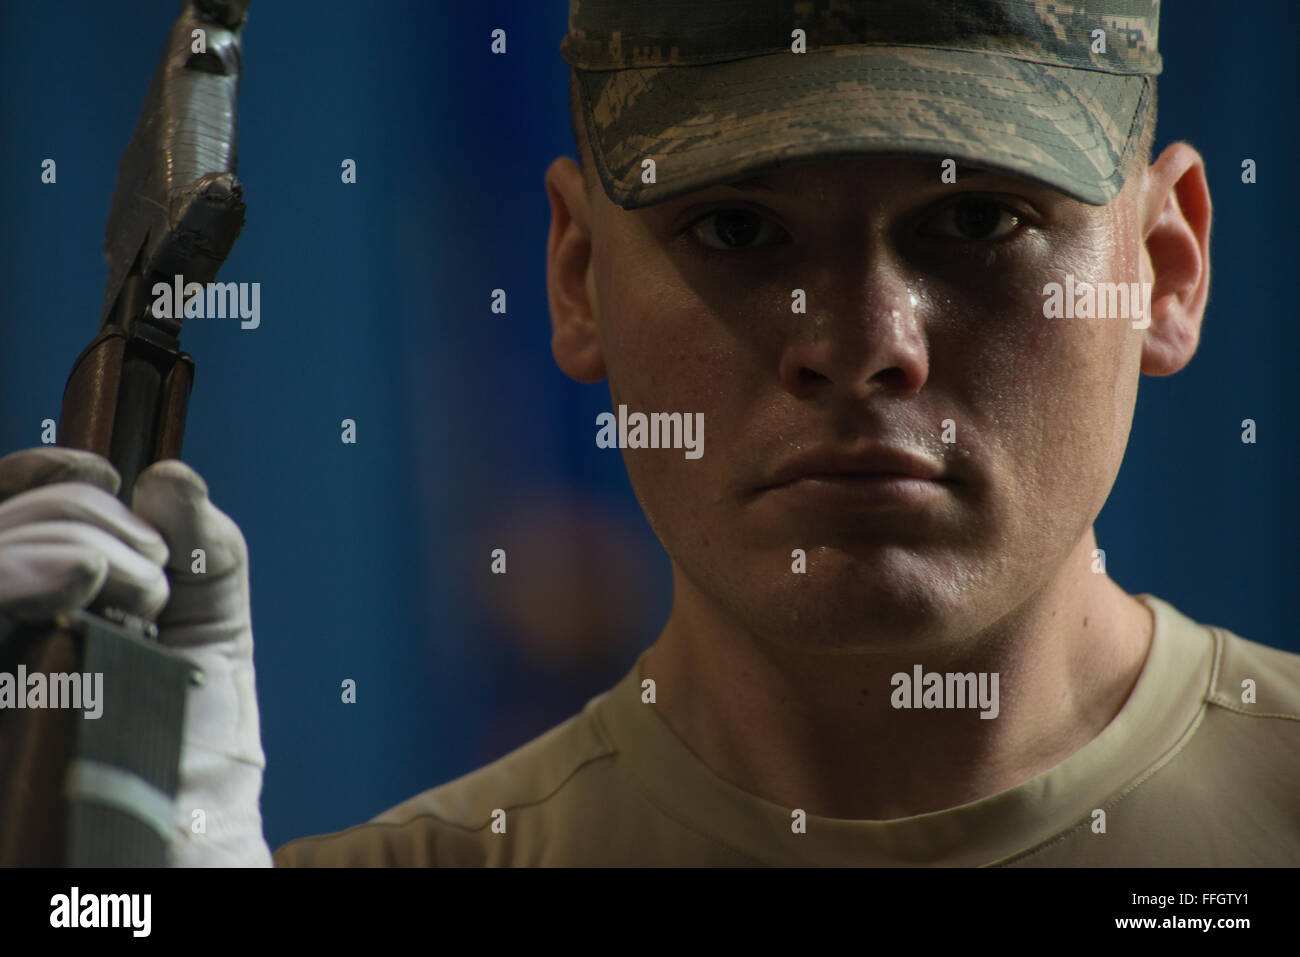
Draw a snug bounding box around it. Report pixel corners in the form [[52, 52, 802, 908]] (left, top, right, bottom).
[[750, 447, 955, 511], [757, 473, 951, 511]]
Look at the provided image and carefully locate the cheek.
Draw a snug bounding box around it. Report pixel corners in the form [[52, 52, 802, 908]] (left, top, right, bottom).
[[594, 246, 745, 541], [599, 260, 734, 413], [939, 227, 1142, 526]]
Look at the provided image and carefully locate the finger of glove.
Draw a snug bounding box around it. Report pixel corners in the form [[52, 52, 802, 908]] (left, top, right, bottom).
[[0, 481, 169, 567], [132, 460, 249, 646], [0, 447, 120, 504], [0, 523, 169, 621]]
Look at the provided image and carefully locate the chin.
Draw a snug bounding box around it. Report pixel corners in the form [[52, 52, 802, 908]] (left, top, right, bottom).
[[727, 546, 986, 653]]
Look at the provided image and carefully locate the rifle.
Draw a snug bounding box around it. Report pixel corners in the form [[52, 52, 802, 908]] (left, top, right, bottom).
[[0, 0, 251, 866]]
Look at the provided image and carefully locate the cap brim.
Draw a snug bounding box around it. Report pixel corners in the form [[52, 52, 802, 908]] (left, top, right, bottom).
[[576, 45, 1152, 209]]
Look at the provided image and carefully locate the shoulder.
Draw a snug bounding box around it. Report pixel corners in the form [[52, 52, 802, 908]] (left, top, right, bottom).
[[1130, 601, 1300, 863], [274, 703, 620, 867], [1204, 617, 1300, 718], [1140, 594, 1300, 717], [1001, 599, 1300, 866]]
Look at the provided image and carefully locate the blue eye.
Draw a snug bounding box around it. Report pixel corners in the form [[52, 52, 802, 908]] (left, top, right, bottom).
[[691, 208, 788, 251]]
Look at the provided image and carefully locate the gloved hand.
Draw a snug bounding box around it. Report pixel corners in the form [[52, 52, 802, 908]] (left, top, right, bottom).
[[0, 446, 272, 866]]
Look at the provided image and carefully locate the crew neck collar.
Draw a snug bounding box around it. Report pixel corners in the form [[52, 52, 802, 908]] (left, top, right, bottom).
[[588, 594, 1215, 866]]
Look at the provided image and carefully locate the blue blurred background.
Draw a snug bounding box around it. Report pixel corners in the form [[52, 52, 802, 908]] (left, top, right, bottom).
[[1, 1, 1296, 850]]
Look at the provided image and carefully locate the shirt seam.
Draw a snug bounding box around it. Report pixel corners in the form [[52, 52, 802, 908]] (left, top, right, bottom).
[[1207, 700, 1300, 721], [1203, 621, 1300, 720], [588, 694, 771, 865], [983, 624, 1223, 867], [275, 742, 620, 859]]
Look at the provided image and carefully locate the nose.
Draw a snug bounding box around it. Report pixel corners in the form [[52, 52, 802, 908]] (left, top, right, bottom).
[[777, 276, 930, 401]]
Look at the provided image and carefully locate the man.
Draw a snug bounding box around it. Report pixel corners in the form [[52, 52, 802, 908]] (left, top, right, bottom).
[[270, 0, 1299, 865], [2, 1, 1297, 866]]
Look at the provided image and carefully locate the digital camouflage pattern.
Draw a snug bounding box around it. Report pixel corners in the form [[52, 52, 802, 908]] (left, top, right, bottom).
[[560, 0, 1161, 209]]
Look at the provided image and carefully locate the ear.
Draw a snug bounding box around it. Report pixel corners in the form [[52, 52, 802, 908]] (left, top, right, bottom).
[[544, 156, 606, 383], [1139, 142, 1212, 376]]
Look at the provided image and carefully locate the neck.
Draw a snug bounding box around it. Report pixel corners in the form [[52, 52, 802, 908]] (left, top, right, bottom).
[[643, 528, 1154, 820]]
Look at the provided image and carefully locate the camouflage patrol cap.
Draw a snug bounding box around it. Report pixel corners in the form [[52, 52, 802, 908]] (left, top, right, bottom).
[[560, 0, 1161, 209]]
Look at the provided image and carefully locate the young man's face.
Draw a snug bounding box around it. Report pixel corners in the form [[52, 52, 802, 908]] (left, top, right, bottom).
[[547, 149, 1205, 653]]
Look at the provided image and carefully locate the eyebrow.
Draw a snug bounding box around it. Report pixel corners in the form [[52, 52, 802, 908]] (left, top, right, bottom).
[[714, 173, 782, 193], [709, 163, 993, 194]]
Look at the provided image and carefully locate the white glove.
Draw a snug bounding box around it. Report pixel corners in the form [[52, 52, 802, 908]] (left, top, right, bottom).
[[0, 447, 169, 621], [0, 446, 272, 866]]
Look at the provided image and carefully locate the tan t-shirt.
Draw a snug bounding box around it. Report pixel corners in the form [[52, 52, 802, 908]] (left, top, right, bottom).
[[274, 595, 1300, 866]]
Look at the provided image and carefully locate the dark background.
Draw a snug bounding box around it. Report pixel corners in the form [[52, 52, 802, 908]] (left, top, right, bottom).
[[1, 2, 1295, 851]]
